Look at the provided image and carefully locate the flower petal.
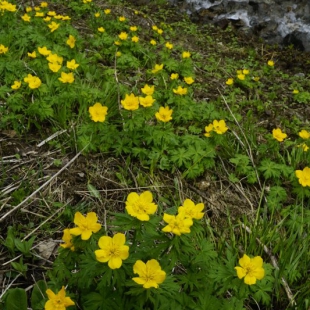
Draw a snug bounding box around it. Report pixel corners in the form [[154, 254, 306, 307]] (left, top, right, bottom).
[[95, 249, 110, 262], [140, 191, 153, 203], [98, 236, 112, 249], [108, 257, 122, 269], [81, 230, 92, 240], [132, 277, 146, 285], [133, 260, 146, 276], [113, 233, 126, 246], [73, 211, 85, 226], [251, 256, 263, 268], [244, 274, 257, 285], [69, 227, 81, 236], [126, 192, 139, 203], [235, 266, 246, 279], [239, 254, 251, 268]]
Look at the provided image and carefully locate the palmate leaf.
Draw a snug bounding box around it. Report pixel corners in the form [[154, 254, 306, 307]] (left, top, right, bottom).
[[258, 159, 282, 180]]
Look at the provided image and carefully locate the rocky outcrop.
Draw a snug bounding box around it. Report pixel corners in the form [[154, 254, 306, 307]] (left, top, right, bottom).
[[169, 0, 310, 51]]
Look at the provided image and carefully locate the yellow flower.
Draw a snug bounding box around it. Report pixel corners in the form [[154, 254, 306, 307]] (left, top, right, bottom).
[[60, 229, 74, 251], [94, 12, 100, 17], [204, 123, 213, 137], [54, 15, 63, 20], [38, 46, 51, 56], [170, 73, 179, 80], [157, 29, 163, 34], [21, 13, 31, 22], [116, 51, 121, 57], [26, 7, 32, 12], [299, 129, 310, 140], [114, 41, 121, 46], [48, 62, 61, 72], [118, 32, 128, 40], [151, 64, 163, 74], [226, 78, 234, 85], [141, 84, 155, 96], [150, 39, 157, 46], [133, 259, 166, 289], [236, 70, 242, 75], [182, 51, 191, 58], [24, 74, 42, 89], [152, 25, 158, 31], [61, 15, 71, 21], [95, 233, 129, 269], [162, 211, 193, 236], [253, 77, 260, 82], [173, 86, 187, 95], [119, 16, 126, 21], [243, 69, 249, 75], [0, 44, 8, 54], [66, 59, 79, 70], [34, 6, 40, 11], [178, 199, 204, 220], [155, 106, 173, 122], [43, 16, 51, 22], [104, 9, 111, 14], [98, 27, 105, 33], [130, 26, 137, 31], [11, 81, 21, 90], [48, 21, 60, 32], [272, 128, 287, 142], [41, 2, 48, 7], [46, 53, 63, 64], [58, 72, 74, 84], [295, 167, 310, 187], [134, 10, 139, 14], [121, 93, 139, 111], [132, 36, 139, 42], [212, 120, 228, 134], [165, 42, 173, 49], [45, 286, 74, 310], [267, 60, 274, 67], [298, 143, 309, 152], [184, 77, 194, 85], [237, 74, 245, 80], [35, 12, 44, 17], [292, 89, 299, 94], [69, 211, 101, 240], [66, 35, 76, 48], [235, 254, 265, 285], [83, 0, 92, 2], [139, 96, 155, 107], [125, 191, 157, 221], [88, 102, 108, 122]]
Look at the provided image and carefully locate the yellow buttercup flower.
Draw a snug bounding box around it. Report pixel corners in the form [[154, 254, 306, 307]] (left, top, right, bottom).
[[125, 191, 157, 221], [173, 86, 187, 95], [69, 211, 101, 240], [178, 199, 204, 220], [243, 69, 249, 75], [34, 6, 40, 11], [26, 7, 32, 12], [170, 73, 179, 80], [118, 32, 128, 40], [104, 9, 111, 14], [43, 16, 51, 22], [35, 12, 44, 17], [61, 15, 71, 20], [162, 211, 193, 236], [150, 39, 157, 45], [24, 74, 42, 89], [298, 143, 309, 152], [116, 51, 122, 57], [54, 14, 63, 20], [132, 36, 139, 42], [151, 64, 163, 74], [38, 46, 51, 56], [295, 167, 310, 187], [165, 42, 173, 49], [253, 76, 260, 82], [133, 260, 166, 289], [299, 129, 310, 140], [0, 44, 8, 54], [66, 35, 76, 48], [88, 102, 108, 122], [212, 120, 228, 134], [272, 128, 287, 142], [66, 59, 79, 70], [267, 60, 274, 67], [58, 72, 74, 84], [130, 26, 138, 31], [98, 27, 105, 33], [94, 12, 100, 17], [182, 51, 191, 58], [48, 62, 61, 72], [46, 53, 63, 64], [119, 16, 126, 21], [204, 123, 213, 137], [157, 28, 163, 34], [45, 286, 74, 310], [121, 93, 139, 111], [235, 254, 265, 285], [21, 13, 31, 22], [60, 229, 74, 251], [11, 81, 21, 90], [226, 78, 234, 85], [141, 84, 154, 96], [114, 41, 121, 46], [95, 233, 129, 269], [139, 96, 155, 107], [237, 74, 245, 80], [48, 21, 60, 32], [41, 2, 48, 7], [1, 2, 16, 12], [292, 89, 299, 94], [184, 77, 194, 85], [152, 25, 158, 31], [155, 106, 173, 122]]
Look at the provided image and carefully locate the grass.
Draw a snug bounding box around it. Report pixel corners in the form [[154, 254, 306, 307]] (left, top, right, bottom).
[[0, 0, 310, 309]]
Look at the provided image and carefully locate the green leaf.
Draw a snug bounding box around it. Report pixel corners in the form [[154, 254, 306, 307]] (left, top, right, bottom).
[[258, 159, 282, 180], [87, 183, 101, 199], [31, 280, 48, 310], [5, 288, 27, 310]]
